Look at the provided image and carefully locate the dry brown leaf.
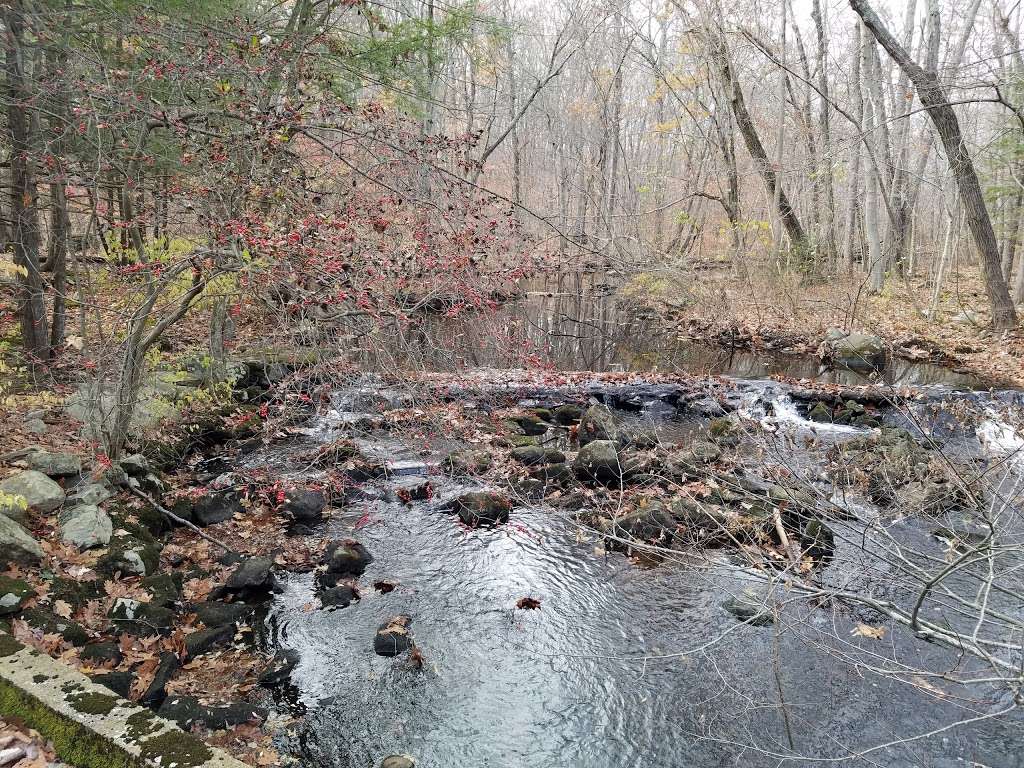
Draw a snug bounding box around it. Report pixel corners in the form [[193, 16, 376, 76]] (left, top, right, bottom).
[[851, 623, 887, 640]]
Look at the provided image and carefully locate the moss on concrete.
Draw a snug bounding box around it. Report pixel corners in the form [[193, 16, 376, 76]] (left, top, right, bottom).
[[124, 709, 161, 740], [0, 677, 141, 768], [138, 731, 213, 767], [0, 633, 23, 657], [68, 690, 119, 715]]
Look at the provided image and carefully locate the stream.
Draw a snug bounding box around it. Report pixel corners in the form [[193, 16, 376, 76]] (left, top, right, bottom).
[[233, 366, 1024, 768], [238, 283, 1024, 767]]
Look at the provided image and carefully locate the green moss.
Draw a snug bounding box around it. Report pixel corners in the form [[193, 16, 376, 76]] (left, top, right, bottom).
[[68, 691, 119, 715], [0, 632, 23, 657], [138, 731, 213, 767], [0, 678, 139, 768], [124, 709, 161, 740], [32, 674, 49, 684]]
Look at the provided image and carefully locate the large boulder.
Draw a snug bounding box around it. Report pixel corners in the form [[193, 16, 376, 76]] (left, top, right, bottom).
[[610, 505, 675, 548], [0, 515, 43, 567], [58, 504, 112, 550], [578, 405, 618, 446], [441, 450, 493, 476], [822, 329, 886, 372], [450, 491, 512, 527], [224, 555, 277, 595], [0, 470, 65, 521], [573, 440, 646, 485], [27, 451, 81, 477]]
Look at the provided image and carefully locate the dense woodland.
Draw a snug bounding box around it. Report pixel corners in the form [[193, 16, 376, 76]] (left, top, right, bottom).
[[3, 0, 1024, 439]]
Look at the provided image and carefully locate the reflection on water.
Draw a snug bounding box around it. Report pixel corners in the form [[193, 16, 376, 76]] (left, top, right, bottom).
[[361, 272, 985, 389]]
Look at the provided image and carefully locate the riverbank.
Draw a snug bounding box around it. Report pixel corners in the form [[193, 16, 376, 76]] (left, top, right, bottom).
[[627, 264, 1024, 387]]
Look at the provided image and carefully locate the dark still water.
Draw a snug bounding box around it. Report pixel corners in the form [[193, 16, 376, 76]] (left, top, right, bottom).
[[357, 272, 986, 389]]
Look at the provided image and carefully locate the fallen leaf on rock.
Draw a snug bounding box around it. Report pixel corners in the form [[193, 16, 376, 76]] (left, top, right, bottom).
[[516, 597, 541, 610], [373, 580, 396, 593], [851, 623, 887, 640]]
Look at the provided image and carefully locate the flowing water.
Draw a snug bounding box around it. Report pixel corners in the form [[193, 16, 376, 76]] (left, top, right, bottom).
[[244, 375, 1024, 768], [250, 276, 1024, 766]]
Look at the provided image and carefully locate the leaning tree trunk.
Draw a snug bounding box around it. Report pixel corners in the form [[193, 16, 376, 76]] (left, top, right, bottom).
[[850, 0, 1018, 329], [706, 28, 809, 255]]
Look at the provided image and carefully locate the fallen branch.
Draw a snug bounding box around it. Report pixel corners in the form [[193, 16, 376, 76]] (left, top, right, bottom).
[[126, 485, 238, 556]]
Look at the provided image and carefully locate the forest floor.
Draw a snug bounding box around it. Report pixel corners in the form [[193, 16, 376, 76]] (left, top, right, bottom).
[[641, 263, 1024, 387]]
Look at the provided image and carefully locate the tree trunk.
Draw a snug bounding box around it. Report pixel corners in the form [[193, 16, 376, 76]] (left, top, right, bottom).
[[4, 1, 49, 363], [706, 28, 809, 255], [850, 0, 1018, 330]]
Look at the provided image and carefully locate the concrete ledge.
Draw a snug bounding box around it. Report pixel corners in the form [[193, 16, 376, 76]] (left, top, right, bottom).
[[0, 632, 250, 768]]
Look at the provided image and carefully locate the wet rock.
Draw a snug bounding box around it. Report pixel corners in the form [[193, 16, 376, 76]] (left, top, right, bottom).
[[324, 540, 373, 575], [193, 600, 253, 628], [552, 403, 584, 424], [450, 491, 512, 527], [374, 615, 413, 657], [90, 671, 134, 699], [281, 488, 326, 523], [320, 584, 359, 608], [379, 757, 416, 768], [258, 649, 299, 687], [388, 477, 433, 503], [26, 450, 81, 477], [579, 404, 618, 445], [0, 470, 65, 521], [0, 576, 32, 615], [807, 402, 832, 423], [0, 516, 43, 567], [192, 491, 244, 527], [158, 694, 265, 730], [722, 587, 774, 626], [610, 506, 675, 548], [185, 624, 235, 658], [822, 329, 887, 371], [58, 504, 112, 550], [224, 555, 277, 594], [441, 450, 493, 476], [80, 641, 123, 667], [139, 651, 179, 708]]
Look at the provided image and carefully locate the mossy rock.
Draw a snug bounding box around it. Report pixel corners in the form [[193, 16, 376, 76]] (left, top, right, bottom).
[[0, 576, 33, 615], [21, 607, 89, 646], [138, 730, 213, 767]]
